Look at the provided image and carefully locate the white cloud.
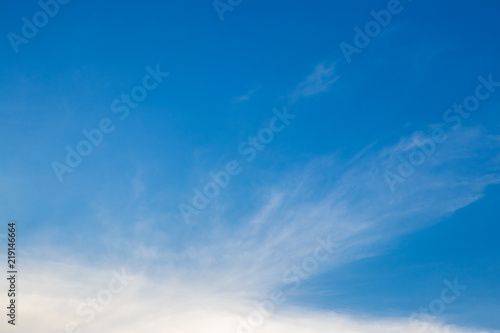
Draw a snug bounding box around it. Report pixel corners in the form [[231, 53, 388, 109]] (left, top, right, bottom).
[[291, 61, 339, 101], [8, 263, 496, 333], [8, 126, 500, 333], [233, 87, 260, 103]]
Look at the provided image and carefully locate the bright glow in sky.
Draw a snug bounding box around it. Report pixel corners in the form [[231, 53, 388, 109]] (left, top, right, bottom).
[[1, 0, 500, 332]]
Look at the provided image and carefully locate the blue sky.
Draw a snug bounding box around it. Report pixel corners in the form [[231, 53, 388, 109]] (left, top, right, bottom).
[[1, 0, 500, 332]]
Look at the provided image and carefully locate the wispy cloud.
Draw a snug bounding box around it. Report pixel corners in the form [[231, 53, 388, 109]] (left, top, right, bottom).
[[15, 125, 500, 332], [232, 86, 260, 103], [17, 263, 496, 333], [291, 61, 339, 101]]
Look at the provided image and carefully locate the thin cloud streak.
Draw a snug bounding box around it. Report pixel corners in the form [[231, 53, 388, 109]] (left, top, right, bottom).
[[232, 87, 260, 103], [291, 61, 339, 101], [15, 123, 500, 332]]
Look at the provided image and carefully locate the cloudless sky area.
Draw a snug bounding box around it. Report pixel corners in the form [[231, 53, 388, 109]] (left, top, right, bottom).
[[1, 0, 499, 332]]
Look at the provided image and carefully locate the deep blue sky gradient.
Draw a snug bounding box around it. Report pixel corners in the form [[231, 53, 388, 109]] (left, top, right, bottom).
[[1, 0, 499, 330]]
